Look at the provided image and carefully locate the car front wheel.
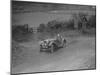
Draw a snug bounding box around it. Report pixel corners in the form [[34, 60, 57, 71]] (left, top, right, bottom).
[[40, 45, 43, 52]]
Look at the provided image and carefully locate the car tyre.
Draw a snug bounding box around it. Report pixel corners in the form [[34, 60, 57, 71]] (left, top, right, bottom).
[[40, 46, 43, 52], [50, 44, 55, 53], [62, 39, 66, 48]]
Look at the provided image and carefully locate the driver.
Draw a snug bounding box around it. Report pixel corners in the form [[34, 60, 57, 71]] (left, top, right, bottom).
[[56, 34, 63, 42]]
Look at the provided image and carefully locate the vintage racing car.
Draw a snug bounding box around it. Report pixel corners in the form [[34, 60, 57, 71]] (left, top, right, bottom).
[[39, 36, 66, 53]]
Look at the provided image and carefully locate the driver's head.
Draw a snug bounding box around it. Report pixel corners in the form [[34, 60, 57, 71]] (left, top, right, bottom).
[[57, 34, 60, 37]]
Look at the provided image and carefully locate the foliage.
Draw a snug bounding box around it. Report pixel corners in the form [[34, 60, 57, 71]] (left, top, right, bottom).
[[88, 15, 96, 28], [38, 19, 74, 33], [12, 24, 34, 42]]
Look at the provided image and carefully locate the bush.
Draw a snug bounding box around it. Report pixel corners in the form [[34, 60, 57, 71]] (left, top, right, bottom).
[[37, 23, 46, 32], [12, 24, 34, 42], [37, 19, 75, 33], [66, 19, 74, 29], [88, 15, 96, 28]]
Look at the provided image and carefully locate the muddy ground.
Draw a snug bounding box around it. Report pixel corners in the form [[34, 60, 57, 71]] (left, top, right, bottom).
[[11, 36, 96, 74]]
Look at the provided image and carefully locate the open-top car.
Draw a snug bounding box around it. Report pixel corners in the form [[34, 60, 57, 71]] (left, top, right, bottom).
[[39, 35, 66, 53]]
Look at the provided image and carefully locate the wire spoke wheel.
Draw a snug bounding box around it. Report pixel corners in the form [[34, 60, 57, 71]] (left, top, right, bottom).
[[50, 44, 54, 53], [62, 39, 67, 47]]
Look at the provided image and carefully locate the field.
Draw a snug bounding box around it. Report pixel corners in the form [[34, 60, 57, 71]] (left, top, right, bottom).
[[11, 31, 96, 74]]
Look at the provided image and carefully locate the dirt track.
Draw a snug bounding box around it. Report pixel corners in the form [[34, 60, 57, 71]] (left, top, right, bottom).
[[12, 36, 95, 74]]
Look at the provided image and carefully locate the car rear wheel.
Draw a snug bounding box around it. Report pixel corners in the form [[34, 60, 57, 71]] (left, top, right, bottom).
[[50, 44, 55, 53], [62, 39, 66, 47]]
